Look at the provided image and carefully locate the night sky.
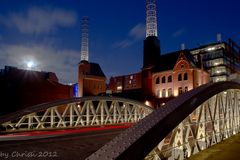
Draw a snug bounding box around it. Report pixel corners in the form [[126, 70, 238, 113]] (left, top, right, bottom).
[[0, 0, 239, 84]]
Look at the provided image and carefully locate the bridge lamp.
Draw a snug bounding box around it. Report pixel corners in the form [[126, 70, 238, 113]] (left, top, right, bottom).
[[145, 100, 151, 107]]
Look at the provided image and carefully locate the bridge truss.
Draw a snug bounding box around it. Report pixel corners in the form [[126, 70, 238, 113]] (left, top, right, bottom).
[[0, 97, 152, 133], [86, 81, 240, 160], [145, 89, 240, 160]]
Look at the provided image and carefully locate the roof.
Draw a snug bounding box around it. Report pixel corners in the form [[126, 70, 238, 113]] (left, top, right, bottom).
[[88, 62, 106, 78], [154, 50, 198, 72]]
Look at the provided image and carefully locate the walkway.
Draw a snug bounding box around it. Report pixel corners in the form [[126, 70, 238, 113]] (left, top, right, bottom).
[[189, 133, 240, 160]]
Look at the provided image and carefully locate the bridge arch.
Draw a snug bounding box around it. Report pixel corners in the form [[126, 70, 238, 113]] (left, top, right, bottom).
[[0, 97, 153, 133], [87, 80, 240, 160]]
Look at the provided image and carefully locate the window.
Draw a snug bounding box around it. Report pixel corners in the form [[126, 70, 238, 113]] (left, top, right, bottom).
[[168, 75, 172, 82], [162, 89, 166, 97], [184, 73, 188, 80], [181, 64, 184, 68], [162, 76, 166, 83], [155, 77, 160, 84], [156, 90, 160, 97], [178, 87, 183, 95], [168, 88, 172, 97], [178, 74, 182, 81], [185, 86, 188, 92]]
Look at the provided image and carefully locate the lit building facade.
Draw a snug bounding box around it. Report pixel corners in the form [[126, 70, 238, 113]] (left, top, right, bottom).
[[109, 72, 142, 93], [78, 61, 106, 97], [190, 39, 240, 82], [152, 51, 209, 100]]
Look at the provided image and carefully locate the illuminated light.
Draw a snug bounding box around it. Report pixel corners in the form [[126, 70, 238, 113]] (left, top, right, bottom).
[[117, 86, 122, 91], [27, 61, 34, 68], [145, 100, 150, 106], [223, 91, 227, 94], [207, 47, 215, 51], [161, 103, 165, 106]]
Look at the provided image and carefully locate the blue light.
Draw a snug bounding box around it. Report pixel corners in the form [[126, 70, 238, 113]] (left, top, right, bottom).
[[73, 83, 78, 97]]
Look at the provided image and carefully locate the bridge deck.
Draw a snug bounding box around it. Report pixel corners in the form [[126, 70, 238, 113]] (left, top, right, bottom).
[[189, 133, 240, 160], [0, 128, 126, 160]]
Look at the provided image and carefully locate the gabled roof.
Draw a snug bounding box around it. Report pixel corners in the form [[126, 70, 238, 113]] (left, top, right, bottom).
[[154, 50, 199, 72]]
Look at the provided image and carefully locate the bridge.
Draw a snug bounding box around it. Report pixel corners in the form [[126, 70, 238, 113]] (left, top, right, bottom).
[[1, 80, 240, 160]]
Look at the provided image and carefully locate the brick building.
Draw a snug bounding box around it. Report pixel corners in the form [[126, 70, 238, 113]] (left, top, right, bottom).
[[78, 61, 106, 97], [0, 66, 73, 115]]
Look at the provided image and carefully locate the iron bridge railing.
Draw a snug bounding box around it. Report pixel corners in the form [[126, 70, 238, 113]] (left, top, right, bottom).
[[0, 97, 153, 133]]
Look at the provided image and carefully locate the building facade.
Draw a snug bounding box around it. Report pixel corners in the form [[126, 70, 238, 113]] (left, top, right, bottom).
[[152, 51, 209, 103], [190, 39, 240, 82], [109, 72, 142, 93], [0, 66, 73, 115], [78, 61, 106, 97], [109, 50, 210, 108]]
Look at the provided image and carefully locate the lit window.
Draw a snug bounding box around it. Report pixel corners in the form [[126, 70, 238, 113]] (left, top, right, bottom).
[[129, 80, 132, 84], [162, 89, 166, 97], [168, 75, 172, 82], [162, 76, 166, 83], [184, 73, 188, 80], [178, 74, 182, 81], [156, 90, 160, 97], [117, 86, 122, 91], [168, 88, 172, 97], [207, 47, 215, 51]]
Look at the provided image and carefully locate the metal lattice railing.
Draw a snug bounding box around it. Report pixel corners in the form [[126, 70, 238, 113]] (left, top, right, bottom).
[[0, 97, 153, 133], [145, 89, 240, 160]]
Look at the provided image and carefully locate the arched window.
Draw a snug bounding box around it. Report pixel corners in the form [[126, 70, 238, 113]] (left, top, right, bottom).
[[162, 76, 166, 83], [178, 87, 183, 95], [155, 77, 160, 84], [168, 75, 172, 82], [178, 74, 182, 81], [184, 73, 188, 80]]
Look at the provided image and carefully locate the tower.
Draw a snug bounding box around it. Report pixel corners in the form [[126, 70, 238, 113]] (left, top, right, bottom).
[[142, 0, 161, 98], [143, 0, 161, 70], [78, 17, 106, 97], [78, 17, 89, 97], [146, 0, 158, 37], [80, 16, 89, 62]]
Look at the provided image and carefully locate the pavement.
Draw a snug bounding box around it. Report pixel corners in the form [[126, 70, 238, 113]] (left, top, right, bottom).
[[188, 133, 240, 160]]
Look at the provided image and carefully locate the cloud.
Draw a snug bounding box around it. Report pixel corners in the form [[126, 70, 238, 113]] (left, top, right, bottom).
[[129, 23, 146, 40], [1, 7, 77, 34], [0, 43, 79, 84], [113, 39, 134, 49], [172, 28, 185, 38], [113, 23, 145, 49]]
